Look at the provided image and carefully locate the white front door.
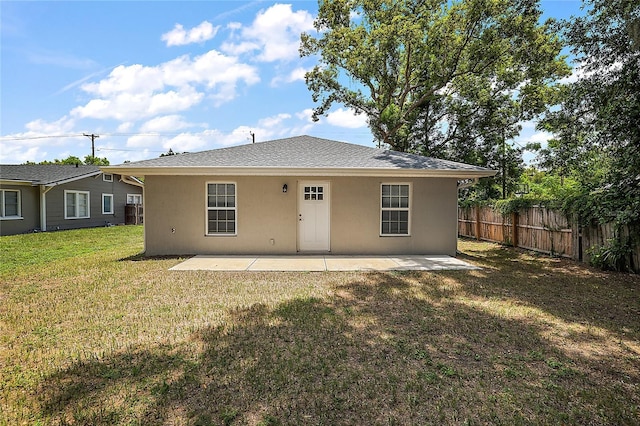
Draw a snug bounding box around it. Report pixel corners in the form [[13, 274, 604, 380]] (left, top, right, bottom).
[[298, 181, 330, 251]]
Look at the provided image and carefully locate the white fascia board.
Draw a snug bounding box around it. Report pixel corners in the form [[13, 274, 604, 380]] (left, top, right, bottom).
[[119, 175, 144, 187], [100, 166, 497, 179]]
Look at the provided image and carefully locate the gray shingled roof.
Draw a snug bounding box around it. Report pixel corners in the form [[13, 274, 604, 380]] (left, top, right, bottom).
[[105, 135, 494, 175], [0, 164, 101, 185]]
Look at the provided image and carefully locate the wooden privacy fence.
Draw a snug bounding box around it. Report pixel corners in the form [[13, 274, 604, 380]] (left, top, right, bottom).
[[458, 205, 639, 272]]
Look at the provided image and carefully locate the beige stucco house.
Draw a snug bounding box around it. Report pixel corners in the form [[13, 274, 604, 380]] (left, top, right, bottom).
[[102, 135, 496, 256]]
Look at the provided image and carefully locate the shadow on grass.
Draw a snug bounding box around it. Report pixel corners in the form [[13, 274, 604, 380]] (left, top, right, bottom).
[[118, 253, 189, 262], [38, 271, 639, 425], [454, 240, 640, 343]]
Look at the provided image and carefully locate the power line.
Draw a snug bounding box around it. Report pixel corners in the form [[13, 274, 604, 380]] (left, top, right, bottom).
[[0, 134, 84, 141], [96, 147, 167, 153]]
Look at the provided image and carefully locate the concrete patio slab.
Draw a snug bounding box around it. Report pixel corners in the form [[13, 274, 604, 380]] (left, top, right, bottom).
[[325, 257, 400, 271], [248, 256, 326, 272], [169, 256, 255, 271], [390, 255, 478, 271], [170, 255, 479, 272]]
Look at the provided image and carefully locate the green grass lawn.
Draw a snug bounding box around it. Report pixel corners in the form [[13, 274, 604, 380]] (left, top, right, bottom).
[[1, 226, 639, 425]]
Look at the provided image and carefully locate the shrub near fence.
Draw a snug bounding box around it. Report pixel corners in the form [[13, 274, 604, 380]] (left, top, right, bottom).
[[578, 222, 640, 272], [458, 205, 639, 272]]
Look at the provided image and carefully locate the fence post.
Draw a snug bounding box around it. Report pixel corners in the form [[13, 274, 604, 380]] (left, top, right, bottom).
[[512, 211, 519, 248], [475, 205, 481, 240]]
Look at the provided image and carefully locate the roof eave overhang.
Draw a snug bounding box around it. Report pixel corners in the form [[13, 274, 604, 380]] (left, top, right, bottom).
[[0, 179, 34, 186], [119, 175, 144, 187], [40, 171, 103, 187], [100, 166, 497, 179]]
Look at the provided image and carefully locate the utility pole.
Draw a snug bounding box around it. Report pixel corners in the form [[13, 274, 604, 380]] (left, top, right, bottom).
[[83, 133, 99, 158]]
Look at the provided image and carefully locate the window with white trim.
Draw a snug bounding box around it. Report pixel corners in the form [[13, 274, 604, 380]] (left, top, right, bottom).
[[207, 183, 236, 235], [65, 190, 90, 219], [103, 173, 113, 182], [102, 193, 114, 214], [127, 194, 142, 205], [381, 184, 410, 235], [0, 189, 21, 219]]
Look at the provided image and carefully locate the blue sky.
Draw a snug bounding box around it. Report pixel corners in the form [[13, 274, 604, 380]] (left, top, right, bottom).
[[1, 0, 583, 165]]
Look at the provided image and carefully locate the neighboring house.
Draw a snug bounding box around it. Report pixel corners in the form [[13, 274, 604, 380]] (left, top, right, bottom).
[[0, 164, 143, 236], [102, 135, 496, 256]]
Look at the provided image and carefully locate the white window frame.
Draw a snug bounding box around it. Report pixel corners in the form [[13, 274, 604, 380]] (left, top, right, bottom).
[[127, 194, 142, 205], [0, 189, 22, 220], [206, 182, 237, 236], [103, 173, 114, 182], [102, 193, 114, 215], [64, 190, 90, 219], [380, 183, 411, 236]]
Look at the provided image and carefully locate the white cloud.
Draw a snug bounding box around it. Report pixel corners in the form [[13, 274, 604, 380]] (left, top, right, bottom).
[[140, 115, 193, 133], [296, 108, 315, 122], [25, 115, 76, 133], [200, 112, 312, 147], [557, 60, 623, 85], [221, 4, 314, 62], [72, 50, 260, 121], [81, 64, 163, 97], [258, 113, 291, 128], [525, 131, 552, 145], [326, 108, 368, 128], [126, 134, 163, 149], [220, 41, 260, 56], [519, 120, 537, 131], [163, 132, 210, 152], [287, 67, 308, 82], [558, 66, 586, 85], [0, 116, 81, 163], [116, 122, 134, 133], [270, 66, 309, 86], [0, 145, 48, 164], [53, 64, 121, 96], [161, 21, 219, 47], [72, 87, 204, 121], [515, 129, 553, 162]]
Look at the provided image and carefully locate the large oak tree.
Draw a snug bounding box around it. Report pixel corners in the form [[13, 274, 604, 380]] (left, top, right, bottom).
[[301, 0, 568, 153], [301, 0, 569, 190]]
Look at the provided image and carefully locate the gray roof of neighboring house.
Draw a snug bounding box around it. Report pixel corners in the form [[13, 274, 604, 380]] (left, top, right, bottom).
[[0, 164, 101, 185], [103, 135, 496, 178]]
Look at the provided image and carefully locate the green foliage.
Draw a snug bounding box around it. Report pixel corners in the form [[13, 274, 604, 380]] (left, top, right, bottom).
[[83, 155, 110, 165], [519, 167, 580, 200], [494, 198, 538, 216], [587, 238, 633, 272], [536, 0, 640, 230], [24, 155, 109, 166], [301, 0, 570, 197]]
